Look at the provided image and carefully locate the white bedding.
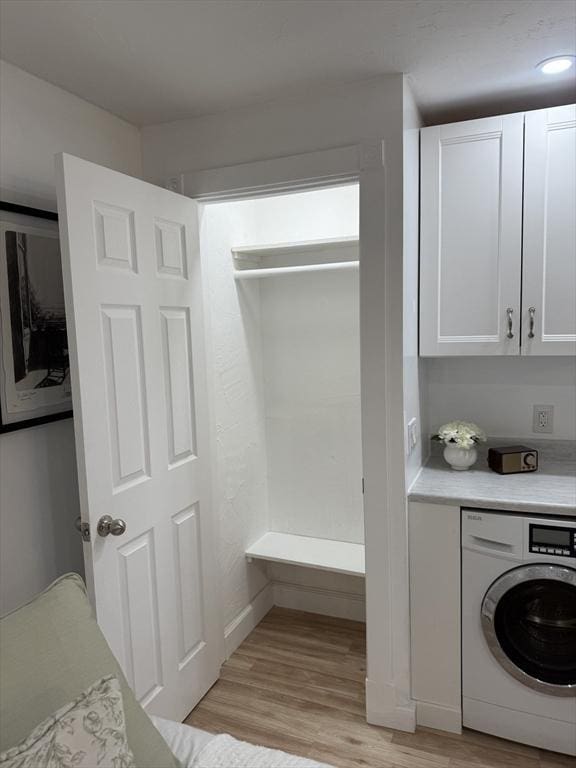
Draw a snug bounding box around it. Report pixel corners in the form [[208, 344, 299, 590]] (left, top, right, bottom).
[[151, 716, 333, 768], [192, 734, 333, 768], [151, 716, 214, 766]]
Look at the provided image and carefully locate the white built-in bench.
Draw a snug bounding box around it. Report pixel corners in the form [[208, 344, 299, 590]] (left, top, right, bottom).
[[246, 532, 365, 577]]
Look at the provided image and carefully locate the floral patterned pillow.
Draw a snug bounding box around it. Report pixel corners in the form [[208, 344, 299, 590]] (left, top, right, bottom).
[[0, 675, 135, 768]]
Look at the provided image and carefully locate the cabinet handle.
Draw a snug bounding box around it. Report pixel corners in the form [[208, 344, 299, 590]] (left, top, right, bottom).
[[528, 307, 536, 339], [506, 308, 514, 339]]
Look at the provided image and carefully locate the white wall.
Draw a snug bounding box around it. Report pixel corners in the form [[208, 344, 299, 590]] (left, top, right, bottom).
[[0, 60, 142, 615], [142, 76, 404, 184], [402, 82, 425, 486], [425, 357, 576, 441], [0, 60, 141, 211], [263, 267, 362, 543], [198, 200, 270, 632]]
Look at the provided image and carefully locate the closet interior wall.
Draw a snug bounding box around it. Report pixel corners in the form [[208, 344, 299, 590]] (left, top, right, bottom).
[[200, 185, 363, 646]]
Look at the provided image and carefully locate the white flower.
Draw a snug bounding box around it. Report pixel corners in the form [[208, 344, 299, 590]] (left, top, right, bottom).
[[434, 420, 486, 448]]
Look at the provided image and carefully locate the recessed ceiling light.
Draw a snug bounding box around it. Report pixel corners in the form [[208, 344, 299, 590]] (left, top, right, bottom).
[[537, 56, 574, 75]]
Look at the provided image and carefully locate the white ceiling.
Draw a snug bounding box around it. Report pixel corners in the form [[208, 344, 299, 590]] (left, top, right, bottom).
[[1, 0, 575, 126]]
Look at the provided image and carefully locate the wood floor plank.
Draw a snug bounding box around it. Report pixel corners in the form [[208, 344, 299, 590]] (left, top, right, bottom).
[[413, 725, 541, 760], [222, 653, 254, 671], [262, 606, 365, 633], [249, 658, 366, 700], [236, 640, 366, 682], [253, 624, 356, 653], [389, 730, 541, 768], [186, 607, 568, 767], [219, 664, 367, 716], [538, 754, 576, 768], [247, 628, 357, 661]]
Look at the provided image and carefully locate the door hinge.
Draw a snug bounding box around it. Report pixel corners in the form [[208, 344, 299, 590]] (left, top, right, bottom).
[[75, 516, 91, 542], [362, 477, 365, 494]]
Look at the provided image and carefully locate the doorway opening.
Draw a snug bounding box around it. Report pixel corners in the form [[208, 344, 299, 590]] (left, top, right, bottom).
[[199, 183, 365, 665]]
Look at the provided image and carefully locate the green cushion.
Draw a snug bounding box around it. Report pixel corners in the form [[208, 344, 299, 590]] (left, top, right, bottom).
[[0, 573, 180, 768]]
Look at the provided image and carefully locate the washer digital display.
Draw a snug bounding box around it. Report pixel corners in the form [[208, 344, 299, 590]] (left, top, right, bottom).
[[529, 524, 576, 558]]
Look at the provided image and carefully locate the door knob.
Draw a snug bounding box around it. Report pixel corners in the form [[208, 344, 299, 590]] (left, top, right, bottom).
[[97, 515, 127, 537]]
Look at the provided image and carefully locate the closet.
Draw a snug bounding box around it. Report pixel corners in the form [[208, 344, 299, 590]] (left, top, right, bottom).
[[199, 184, 365, 630]]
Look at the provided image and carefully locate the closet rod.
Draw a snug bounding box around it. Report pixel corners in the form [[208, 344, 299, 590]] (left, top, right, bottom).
[[234, 260, 359, 280]]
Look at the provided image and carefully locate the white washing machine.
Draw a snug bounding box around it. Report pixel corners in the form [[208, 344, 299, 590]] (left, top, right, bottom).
[[462, 509, 576, 756]]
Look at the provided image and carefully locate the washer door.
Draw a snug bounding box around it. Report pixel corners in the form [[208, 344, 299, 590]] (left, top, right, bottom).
[[481, 564, 576, 697]]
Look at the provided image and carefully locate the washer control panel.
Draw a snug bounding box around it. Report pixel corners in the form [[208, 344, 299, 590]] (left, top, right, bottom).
[[529, 523, 576, 558]]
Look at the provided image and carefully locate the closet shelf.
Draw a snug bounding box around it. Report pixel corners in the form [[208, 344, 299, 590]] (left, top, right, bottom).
[[234, 261, 359, 279], [232, 236, 358, 260], [232, 236, 359, 280], [246, 532, 365, 577]]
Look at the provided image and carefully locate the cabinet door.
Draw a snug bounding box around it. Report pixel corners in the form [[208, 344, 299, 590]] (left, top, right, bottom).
[[420, 115, 523, 356], [409, 502, 462, 733], [522, 105, 576, 356]]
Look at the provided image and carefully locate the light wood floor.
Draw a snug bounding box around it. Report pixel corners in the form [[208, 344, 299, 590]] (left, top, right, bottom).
[[186, 608, 574, 768]]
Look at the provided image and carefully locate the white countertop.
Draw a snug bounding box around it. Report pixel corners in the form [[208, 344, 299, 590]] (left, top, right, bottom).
[[409, 456, 576, 516]]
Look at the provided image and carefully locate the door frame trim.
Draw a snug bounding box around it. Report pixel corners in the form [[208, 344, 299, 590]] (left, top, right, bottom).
[[181, 143, 416, 732], [180, 145, 361, 201]]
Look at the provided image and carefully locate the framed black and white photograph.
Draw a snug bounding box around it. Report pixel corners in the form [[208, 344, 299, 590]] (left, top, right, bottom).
[[0, 202, 72, 432]]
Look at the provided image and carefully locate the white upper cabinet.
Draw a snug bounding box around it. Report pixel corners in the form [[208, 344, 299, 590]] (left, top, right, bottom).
[[522, 105, 576, 356], [420, 105, 575, 357], [420, 114, 524, 356]]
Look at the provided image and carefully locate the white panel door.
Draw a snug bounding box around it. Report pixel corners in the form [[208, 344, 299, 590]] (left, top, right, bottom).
[[522, 104, 576, 356], [56, 154, 221, 721], [420, 114, 523, 356]]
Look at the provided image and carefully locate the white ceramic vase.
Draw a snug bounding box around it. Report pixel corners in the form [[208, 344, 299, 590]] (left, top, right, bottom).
[[443, 444, 477, 471]]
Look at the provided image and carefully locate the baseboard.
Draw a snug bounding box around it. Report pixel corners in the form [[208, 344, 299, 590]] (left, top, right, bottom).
[[224, 583, 274, 658], [416, 700, 462, 734], [272, 581, 366, 622], [365, 679, 416, 732]]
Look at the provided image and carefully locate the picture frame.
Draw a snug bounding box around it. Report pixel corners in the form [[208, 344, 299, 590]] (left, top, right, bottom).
[[0, 201, 73, 433]]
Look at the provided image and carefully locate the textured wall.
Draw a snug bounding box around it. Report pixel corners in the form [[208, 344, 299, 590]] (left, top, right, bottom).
[[199, 200, 270, 628], [253, 187, 362, 544], [262, 268, 362, 543]]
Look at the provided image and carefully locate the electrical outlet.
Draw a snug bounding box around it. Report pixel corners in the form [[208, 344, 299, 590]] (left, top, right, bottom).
[[533, 405, 554, 434]]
